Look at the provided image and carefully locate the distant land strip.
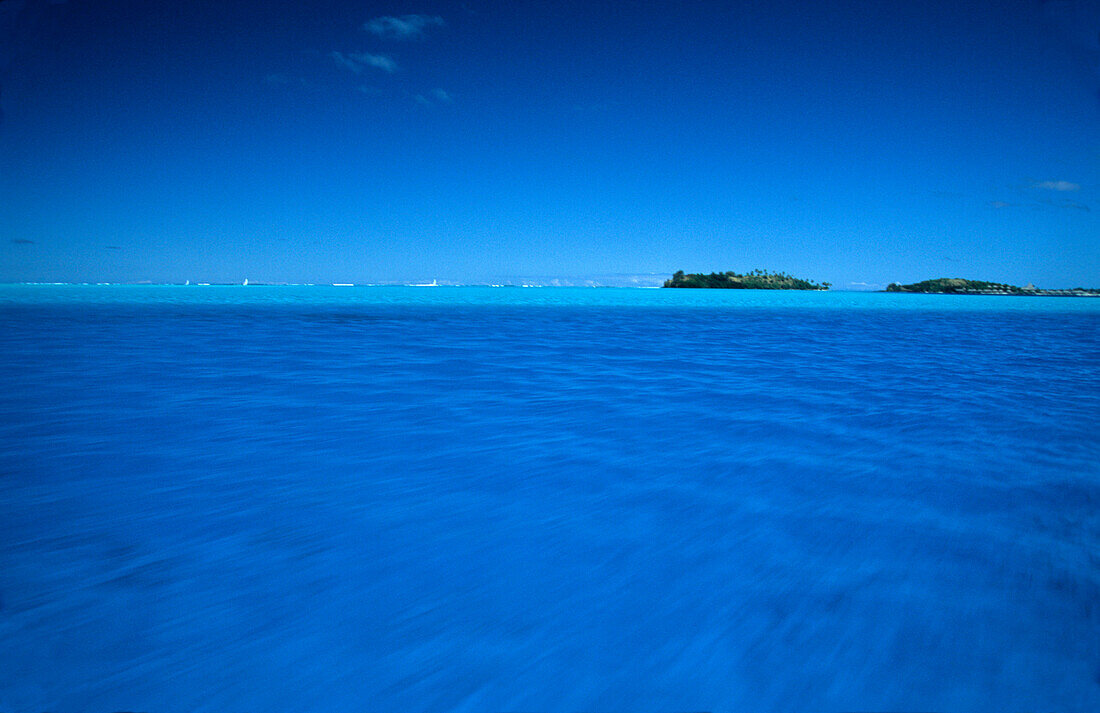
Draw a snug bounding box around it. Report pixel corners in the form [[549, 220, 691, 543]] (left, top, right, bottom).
[[886, 278, 1100, 296], [663, 270, 829, 290]]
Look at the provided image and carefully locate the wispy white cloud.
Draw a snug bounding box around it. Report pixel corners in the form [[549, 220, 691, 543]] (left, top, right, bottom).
[[414, 89, 453, 107], [329, 52, 360, 73], [330, 51, 397, 74], [1005, 194, 1092, 212], [1034, 180, 1081, 191], [364, 15, 444, 40]]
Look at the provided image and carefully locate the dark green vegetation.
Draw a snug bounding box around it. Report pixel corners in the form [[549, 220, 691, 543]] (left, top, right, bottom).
[[663, 270, 830, 290], [886, 278, 1023, 294], [886, 278, 1100, 296]]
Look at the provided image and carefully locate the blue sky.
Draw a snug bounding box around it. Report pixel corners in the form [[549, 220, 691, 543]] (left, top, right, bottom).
[[1, 0, 1097, 287]]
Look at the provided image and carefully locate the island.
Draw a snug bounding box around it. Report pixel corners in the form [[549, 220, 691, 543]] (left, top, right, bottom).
[[663, 270, 830, 290], [886, 278, 1100, 296]]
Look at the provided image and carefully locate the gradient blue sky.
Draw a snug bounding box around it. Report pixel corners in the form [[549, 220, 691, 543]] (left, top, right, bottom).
[[1, 0, 1097, 287]]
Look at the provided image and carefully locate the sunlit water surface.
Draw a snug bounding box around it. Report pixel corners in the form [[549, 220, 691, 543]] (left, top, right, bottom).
[[1, 286, 1098, 711]]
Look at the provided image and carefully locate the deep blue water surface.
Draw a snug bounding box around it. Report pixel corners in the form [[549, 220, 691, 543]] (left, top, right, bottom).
[[1, 286, 1099, 712]]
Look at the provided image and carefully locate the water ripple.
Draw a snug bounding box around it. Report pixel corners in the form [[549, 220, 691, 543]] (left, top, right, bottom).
[[1, 287, 1098, 711]]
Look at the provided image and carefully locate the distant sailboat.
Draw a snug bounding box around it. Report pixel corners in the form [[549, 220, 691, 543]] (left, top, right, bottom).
[[243, 278, 248, 286]]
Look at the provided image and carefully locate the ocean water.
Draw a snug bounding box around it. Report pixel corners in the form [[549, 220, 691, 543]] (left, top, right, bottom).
[[1, 285, 1098, 712]]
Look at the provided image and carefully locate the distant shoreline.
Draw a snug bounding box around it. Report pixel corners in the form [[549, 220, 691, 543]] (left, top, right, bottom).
[[886, 278, 1100, 297], [2, 278, 1099, 295], [663, 270, 829, 290]]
